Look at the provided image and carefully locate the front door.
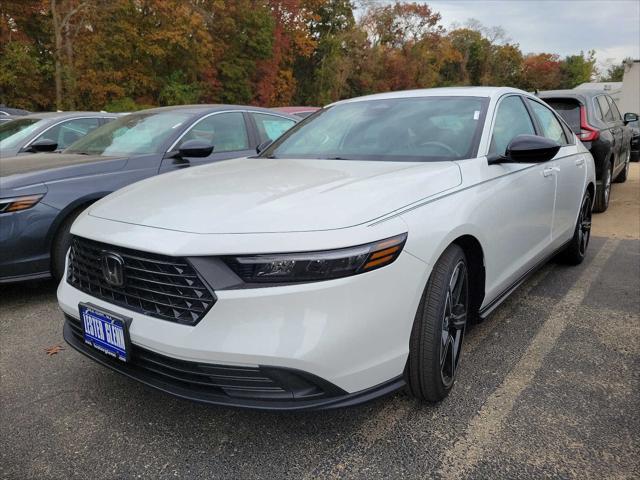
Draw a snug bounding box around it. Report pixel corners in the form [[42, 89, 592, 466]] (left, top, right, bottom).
[[159, 111, 254, 173], [483, 95, 556, 296]]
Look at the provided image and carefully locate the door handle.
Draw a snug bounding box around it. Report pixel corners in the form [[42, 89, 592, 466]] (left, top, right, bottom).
[[575, 158, 585, 166], [543, 166, 560, 177]]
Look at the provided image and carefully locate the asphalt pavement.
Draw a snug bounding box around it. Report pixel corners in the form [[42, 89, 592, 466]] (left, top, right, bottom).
[[1, 165, 639, 479]]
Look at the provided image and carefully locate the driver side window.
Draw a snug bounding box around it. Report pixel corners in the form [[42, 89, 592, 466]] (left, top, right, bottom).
[[178, 112, 248, 153], [489, 96, 535, 155], [37, 118, 102, 150]]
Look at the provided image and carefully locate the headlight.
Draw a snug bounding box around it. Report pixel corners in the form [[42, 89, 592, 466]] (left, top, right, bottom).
[[223, 233, 407, 284], [0, 194, 44, 213]]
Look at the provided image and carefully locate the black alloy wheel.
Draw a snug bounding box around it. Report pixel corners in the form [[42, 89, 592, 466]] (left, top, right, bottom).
[[559, 191, 592, 265], [440, 260, 468, 387], [406, 244, 469, 402]]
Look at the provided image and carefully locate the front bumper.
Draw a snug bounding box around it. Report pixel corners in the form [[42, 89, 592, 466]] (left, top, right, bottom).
[[63, 315, 404, 410], [58, 249, 428, 409]]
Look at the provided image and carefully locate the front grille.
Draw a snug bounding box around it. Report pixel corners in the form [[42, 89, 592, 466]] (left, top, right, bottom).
[[67, 236, 215, 325]]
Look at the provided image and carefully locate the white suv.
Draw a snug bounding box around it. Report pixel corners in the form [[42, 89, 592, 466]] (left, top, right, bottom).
[[58, 87, 595, 410]]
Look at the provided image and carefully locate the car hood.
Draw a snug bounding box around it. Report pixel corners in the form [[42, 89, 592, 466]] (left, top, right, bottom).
[[0, 152, 128, 189], [88, 157, 462, 233]]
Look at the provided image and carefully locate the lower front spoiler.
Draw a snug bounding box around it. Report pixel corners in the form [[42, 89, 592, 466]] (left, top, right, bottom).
[[63, 316, 404, 411]]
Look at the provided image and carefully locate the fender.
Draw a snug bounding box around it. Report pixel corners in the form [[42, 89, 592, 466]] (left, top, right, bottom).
[[44, 191, 112, 248]]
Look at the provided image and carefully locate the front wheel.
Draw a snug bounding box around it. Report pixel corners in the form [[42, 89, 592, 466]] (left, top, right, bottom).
[[51, 209, 84, 282], [406, 244, 469, 402], [558, 191, 592, 265]]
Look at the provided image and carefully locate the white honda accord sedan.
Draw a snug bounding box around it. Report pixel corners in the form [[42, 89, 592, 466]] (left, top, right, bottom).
[[58, 87, 595, 410]]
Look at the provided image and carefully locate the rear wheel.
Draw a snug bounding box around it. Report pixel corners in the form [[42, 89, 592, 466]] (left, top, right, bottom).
[[593, 158, 611, 213], [558, 191, 592, 265], [614, 148, 630, 183], [406, 244, 468, 402]]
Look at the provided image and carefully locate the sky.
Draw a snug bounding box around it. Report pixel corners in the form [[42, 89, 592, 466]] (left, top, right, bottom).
[[375, 0, 640, 70]]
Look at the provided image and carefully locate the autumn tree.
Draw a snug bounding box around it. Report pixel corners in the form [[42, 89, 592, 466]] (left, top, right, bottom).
[[521, 53, 562, 91]]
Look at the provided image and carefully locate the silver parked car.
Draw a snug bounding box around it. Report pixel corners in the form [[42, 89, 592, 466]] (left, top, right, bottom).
[[0, 112, 117, 157]]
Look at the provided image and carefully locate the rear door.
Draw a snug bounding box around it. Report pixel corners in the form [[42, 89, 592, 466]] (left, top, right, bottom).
[[527, 98, 586, 244], [159, 111, 254, 172], [596, 95, 621, 164], [606, 95, 627, 172]]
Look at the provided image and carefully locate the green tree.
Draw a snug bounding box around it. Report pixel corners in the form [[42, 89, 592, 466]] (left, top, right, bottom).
[[559, 50, 597, 88]]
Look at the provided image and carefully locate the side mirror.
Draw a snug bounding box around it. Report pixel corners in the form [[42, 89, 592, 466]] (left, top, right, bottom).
[[256, 139, 273, 154], [177, 139, 214, 158], [28, 138, 58, 153], [488, 135, 560, 164], [623, 112, 638, 124]]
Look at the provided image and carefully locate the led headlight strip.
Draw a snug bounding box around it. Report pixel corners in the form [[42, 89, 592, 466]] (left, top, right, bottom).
[[223, 233, 407, 284]]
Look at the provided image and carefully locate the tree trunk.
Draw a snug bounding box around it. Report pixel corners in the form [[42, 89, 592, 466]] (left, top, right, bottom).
[[64, 20, 75, 109], [51, 0, 63, 110]]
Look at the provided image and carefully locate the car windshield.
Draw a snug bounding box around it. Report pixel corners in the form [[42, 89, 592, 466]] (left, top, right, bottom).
[[65, 111, 193, 156], [264, 96, 488, 162], [0, 118, 42, 149]]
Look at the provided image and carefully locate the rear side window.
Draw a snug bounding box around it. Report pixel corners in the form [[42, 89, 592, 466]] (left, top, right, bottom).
[[178, 112, 249, 153], [251, 113, 296, 143], [596, 96, 614, 122], [544, 99, 580, 133], [607, 96, 622, 121], [528, 100, 568, 145], [489, 96, 536, 155]]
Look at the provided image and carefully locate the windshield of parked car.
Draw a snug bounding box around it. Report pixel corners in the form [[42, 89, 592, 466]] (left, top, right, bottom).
[[0, 118, 42, 149], [263, 97, 488, 162], [65, 111, 193, 156]]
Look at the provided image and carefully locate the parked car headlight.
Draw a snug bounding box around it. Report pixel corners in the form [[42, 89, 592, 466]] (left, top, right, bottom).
[[223, 233, 407, 284], [0, 194, 44, 213]]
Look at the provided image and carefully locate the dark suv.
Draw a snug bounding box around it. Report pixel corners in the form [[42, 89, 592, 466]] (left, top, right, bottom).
[[538, 90, 638, 212]]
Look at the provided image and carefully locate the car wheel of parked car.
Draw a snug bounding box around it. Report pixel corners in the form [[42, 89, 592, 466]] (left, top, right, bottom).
[[558, 191, 592, 265], [51, 208, 85, 282], [614, 149, 630, 183], [406, 244, 468, 402], [593, 158, 611, 213]]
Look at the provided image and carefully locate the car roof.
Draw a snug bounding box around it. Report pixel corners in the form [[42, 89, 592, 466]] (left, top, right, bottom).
[[272, 106, 320, 113], [18, 111, 115, 121], [132, 104, 298, 119], [538, 89, 605, 101], [0, 106, 30, 116], [330, 87, 529, 106]]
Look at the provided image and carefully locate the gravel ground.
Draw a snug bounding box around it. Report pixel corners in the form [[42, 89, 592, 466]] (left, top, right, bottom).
[[1, 165, 638, 479]]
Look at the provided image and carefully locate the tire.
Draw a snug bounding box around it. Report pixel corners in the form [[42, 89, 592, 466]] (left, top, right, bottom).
[[614, 148, 630, 183], [405, 244, 469, 402], [51, 208, 85, 282], [593, 158, 611, 213], [558, 191, 592, 265]]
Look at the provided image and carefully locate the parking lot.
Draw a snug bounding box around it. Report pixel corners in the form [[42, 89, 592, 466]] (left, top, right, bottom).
[[1, 164, 638, 479]]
